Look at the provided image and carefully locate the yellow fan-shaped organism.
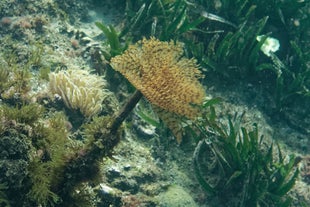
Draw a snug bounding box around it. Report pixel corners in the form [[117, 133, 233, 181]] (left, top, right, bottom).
[[111, 37, 205, 119]]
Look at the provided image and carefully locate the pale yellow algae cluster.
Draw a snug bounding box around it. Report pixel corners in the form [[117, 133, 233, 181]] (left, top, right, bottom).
[[49, 69, 107, 117]]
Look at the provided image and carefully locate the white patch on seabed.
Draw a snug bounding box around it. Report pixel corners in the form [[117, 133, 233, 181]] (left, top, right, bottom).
[[256, 35, 280, 57]]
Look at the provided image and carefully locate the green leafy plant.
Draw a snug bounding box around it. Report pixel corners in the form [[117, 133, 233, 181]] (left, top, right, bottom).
[[96, 0, 206, 62], [272, 41, 310, 110], [116, 0, 205, 41], [134, 100, 161, 128], [192, 108, 300, 206], [202, 16, 269, 80], [95, 22, 129, 61]]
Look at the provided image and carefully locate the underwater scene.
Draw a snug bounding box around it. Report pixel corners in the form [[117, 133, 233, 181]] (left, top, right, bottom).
[[0, 0, 309, 206]]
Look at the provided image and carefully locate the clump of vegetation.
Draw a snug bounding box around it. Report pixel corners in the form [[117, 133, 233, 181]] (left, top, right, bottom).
[[95, 22, 129, 61], [1, 103, 44, 125], [192, 103, 301, 206], [199, 16, 269, 79], [28, 112, 77, 206], [96, 0, 206, 61], [120, 0, 205, 41]]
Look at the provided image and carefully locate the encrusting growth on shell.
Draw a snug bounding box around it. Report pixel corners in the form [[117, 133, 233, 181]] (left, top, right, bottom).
[[111, 37, 206, 142]]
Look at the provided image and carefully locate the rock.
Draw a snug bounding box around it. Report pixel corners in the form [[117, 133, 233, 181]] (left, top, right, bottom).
[[157, 185, 198, 207]]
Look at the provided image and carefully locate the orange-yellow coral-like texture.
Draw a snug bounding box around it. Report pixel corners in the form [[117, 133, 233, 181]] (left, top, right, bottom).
[[110, 37, 206, 119]]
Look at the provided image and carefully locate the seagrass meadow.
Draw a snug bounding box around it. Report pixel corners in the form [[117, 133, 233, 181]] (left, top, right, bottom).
[[0, 0, 309, 206]]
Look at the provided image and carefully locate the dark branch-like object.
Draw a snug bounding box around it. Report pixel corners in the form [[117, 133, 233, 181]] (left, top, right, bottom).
[[109, 90, 143, 134], [57, 89, 143, 205]]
